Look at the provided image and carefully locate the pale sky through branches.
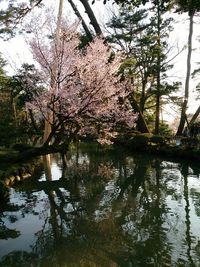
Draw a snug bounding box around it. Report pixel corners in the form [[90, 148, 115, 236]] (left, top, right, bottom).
[[0, 0, 108, 73]]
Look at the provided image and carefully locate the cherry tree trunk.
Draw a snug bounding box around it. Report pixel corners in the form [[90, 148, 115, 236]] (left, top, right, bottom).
[[43, 0, 64, 145]]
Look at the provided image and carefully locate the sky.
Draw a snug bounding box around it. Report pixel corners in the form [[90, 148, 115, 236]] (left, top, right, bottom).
[[0, 0, 200, 122], [0, 0, 110, 73]]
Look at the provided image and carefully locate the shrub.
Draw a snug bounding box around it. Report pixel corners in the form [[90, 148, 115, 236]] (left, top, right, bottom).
[[129, 134, 151, 149], [150, 135, 166, 145], [12, 143, 32, 152]]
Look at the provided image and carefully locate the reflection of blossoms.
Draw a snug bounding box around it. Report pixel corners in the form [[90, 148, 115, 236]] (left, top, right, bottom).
[[97, 163, 115, 180], [97, 139, 114, 146]]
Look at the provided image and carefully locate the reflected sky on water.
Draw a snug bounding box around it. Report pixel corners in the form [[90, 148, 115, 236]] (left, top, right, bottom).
[[1, 143, 200, 267]]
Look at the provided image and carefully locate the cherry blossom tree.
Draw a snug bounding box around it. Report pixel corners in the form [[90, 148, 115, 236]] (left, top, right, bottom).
[[26, 19, 137, 147]]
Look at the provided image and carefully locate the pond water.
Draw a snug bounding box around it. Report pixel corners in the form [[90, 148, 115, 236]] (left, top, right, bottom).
[[1, 143, 200, 267]]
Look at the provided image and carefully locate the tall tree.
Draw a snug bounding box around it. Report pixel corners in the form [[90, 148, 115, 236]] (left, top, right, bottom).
[[106, 2, 176, 134], [175, 0, 200, 135], [152, 0, 171, 134], [43, 0, 64, 144], [106, 6, 151, 132]]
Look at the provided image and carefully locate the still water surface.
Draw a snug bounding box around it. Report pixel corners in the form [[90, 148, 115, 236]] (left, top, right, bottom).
[[1, 143, 200, 267]]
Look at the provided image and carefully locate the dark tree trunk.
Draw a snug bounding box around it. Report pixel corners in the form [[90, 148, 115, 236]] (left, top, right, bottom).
[[189, 105, 200, 125], [28, 108, 39, 132], [176, 12, 194, 135], [129, 94, 149, 133], [67, 0, 93, 41], [78, 0, 102, 36], [154, 3, 161, 135], [140, 79, 146, 114], [154, 75, 161, 134]]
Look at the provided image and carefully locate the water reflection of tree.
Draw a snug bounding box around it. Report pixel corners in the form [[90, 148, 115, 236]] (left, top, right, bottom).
[[1, 144, 200, 266], [0, 202, 20, 240], [0, 251, 39, 267], [111, 157, 172, 266], [179, 164, 195, 266], [33, 149, 171, 266]]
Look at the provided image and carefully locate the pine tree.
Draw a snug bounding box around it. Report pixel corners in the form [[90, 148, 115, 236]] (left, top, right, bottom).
[[175, 0, 200, 135], [106, 2, 176, 134]]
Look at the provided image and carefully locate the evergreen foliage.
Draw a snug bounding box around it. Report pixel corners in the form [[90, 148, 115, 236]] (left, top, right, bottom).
[[106, 3, 179, 134]]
